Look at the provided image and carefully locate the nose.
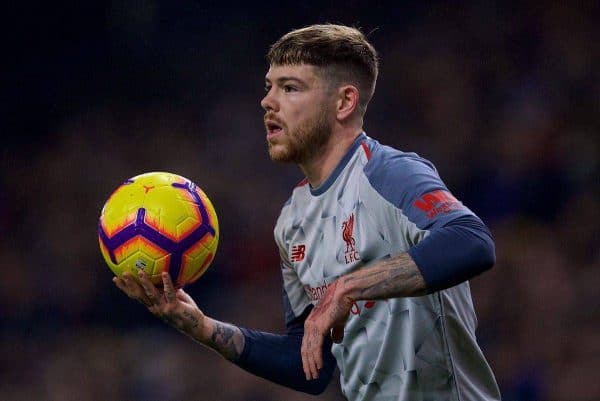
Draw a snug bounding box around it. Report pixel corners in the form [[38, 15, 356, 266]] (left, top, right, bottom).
[[261, 89, 278, 112]]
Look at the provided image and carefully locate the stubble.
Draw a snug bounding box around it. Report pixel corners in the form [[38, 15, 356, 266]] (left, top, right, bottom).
[[267, 108, 332, 164]]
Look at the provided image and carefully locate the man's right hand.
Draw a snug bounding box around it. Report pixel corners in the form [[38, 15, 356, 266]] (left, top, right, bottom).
[[113, 270, 207, 340], [113, 270, 245, 360]]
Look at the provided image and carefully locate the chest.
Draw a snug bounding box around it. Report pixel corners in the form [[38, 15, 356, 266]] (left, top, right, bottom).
[[284, 184, 393, 288]]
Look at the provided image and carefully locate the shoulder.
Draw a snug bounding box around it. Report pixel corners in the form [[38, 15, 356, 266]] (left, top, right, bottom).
[[363, 138, 438, 177], [360, 136, 476, 228], [361, 137, 445, 206]]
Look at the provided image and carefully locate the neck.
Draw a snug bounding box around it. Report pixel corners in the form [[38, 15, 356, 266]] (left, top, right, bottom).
[[299, 128, 363, 188]]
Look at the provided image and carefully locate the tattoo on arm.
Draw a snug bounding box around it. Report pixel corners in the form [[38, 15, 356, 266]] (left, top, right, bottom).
[[182, 311, 199, 328], [207, 321, 245, 361], [160, 310, 199, 331], [344, 253, 427, 299]]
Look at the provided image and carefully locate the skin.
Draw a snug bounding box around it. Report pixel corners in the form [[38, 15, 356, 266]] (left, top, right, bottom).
[[262, 63, 362, 186], [113, 63, 428, 383], [114, 271, 244, 360], [300, 253, 426, 380], [262, 65, 427, 379]]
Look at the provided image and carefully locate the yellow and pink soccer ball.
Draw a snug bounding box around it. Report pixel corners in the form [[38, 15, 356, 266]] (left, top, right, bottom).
[[98, 172, 219, 288]]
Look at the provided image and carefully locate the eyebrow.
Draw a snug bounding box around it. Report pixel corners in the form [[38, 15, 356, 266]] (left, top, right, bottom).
[[265, 76, 307, 86]]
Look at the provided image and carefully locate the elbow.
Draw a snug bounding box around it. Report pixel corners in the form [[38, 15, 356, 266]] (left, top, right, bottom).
[[475, 232, 496, 273]]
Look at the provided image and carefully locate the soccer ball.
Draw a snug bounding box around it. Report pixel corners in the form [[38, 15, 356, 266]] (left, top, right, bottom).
[[98, 171, 219, 288]]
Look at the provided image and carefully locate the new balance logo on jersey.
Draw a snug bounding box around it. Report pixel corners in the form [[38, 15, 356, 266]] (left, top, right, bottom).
[[342, 213, 360, 264], [291, 244, 306, 262], [414, 190, 462, 218]]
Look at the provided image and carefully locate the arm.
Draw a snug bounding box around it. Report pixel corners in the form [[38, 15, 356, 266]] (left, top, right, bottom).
[[345, 214, 496, 299], [114, 271, 245, 360], [113, 271, 335, 394], [235, 306, 336, 395], [342, 252, 426, 299], [301, 214, 496, 379]]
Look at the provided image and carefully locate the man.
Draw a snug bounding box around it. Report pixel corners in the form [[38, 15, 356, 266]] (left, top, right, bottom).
[[114, 24, 501, 401]]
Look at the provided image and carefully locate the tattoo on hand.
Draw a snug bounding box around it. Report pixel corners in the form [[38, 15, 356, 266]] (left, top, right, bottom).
[[182, 311, 199, 328]]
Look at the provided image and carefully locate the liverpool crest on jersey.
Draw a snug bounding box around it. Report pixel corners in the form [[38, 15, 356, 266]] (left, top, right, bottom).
[[342, 213, 360, 264]]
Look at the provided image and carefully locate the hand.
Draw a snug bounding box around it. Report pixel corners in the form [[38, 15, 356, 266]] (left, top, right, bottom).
[[113, 271, 206, 338], [301, 279, 354, 380]]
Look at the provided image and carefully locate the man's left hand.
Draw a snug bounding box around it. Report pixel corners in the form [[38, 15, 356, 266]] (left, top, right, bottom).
[[301, 279, 354, 380]]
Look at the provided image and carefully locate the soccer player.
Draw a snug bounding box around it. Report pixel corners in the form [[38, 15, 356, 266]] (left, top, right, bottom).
[[114, 24, 501, 401]]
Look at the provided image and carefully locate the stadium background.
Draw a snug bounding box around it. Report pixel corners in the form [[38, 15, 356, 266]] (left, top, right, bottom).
[[2, 1, 598, 400]]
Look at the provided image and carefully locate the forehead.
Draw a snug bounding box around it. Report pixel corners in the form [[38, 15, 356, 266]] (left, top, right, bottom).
[[265, 63, 321, 84]]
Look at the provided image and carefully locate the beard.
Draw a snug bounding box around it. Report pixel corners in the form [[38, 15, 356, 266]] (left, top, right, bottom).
[[266, 109, 332, 164]]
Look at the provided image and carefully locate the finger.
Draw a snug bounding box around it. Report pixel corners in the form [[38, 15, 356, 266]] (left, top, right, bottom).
[[121, 273, 142, 296], [114, 275, 136, 296], [162, 272, 177, 303], [331, 324, 345, 343], [176, 289, 195, 305], [303, 329, 317, 380], [138, 271, 161, 306], [113, 276, 131, 296], [301, 333, 311, 380], [302, 318, 321, 380], [309, 328, 323, 379], [116, 273, 151, 307]]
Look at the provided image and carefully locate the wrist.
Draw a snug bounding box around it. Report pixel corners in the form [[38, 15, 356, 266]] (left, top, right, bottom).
[[198, 316, 217, 345], [190, 315, 214, 344], [338, 275, 360, 303]]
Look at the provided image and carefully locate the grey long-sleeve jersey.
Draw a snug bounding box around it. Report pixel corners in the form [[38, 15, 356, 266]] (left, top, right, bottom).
[[275, 133, 501, 401]]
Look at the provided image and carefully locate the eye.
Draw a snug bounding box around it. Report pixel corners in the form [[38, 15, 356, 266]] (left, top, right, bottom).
[[283, 85, 297, 93], [264, 85, 272, 93]]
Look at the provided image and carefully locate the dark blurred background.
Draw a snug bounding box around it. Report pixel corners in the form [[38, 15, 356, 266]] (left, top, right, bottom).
[[1, 1, 598, 400]]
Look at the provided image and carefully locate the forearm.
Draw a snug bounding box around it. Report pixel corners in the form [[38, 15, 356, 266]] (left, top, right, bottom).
[[234, 328, 335, 394], [186, 316, 245, 361], [408, 215, 496, 291], [234, 306, 336, 395], [341, 215, 496, 300], [187, 313, 335, 394], [341, 252, 427, 300]]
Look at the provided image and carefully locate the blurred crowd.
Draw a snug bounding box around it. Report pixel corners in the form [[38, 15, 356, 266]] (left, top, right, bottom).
[[1, 1, 598, 400]]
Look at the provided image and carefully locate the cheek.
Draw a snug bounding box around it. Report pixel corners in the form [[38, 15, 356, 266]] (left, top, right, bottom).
[[283, 94, 330, 129], [289, 106, 319, 127]]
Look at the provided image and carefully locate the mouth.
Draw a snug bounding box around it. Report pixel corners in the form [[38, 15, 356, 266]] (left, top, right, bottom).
[[265, 120, 284, 139]]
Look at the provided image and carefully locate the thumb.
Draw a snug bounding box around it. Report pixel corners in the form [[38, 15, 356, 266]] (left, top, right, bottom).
[[176, 289, 196, 305], [330, 324, 345, 343]]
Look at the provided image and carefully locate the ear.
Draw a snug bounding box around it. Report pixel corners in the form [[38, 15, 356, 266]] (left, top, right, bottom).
[[335, 85, 360, 121]]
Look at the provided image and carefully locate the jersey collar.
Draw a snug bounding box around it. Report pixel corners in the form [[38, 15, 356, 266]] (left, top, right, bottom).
[[309, 132, 367, 196]]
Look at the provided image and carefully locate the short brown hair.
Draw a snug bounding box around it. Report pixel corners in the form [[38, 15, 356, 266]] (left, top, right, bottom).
[[267, 24, 379, 115]]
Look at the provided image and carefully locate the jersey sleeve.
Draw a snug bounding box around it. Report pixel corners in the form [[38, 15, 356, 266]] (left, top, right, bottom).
[[363, 146, 495, 290], [364, 150, 474, 232], [235, 306, 337, 395]]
